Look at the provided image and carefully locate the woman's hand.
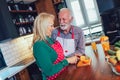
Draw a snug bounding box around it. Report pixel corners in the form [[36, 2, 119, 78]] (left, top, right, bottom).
[[66, 56, 79, 64]]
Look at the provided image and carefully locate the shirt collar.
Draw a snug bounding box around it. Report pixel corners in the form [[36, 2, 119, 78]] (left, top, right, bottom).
[[58, 25, 73, 34]]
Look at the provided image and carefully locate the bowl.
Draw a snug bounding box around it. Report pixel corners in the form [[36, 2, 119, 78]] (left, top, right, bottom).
[[106, 57, 120, 75], [108, 62, 120, 75]]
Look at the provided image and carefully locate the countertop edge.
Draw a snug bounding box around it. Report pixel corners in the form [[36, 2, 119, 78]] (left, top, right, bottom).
[[0, 57, 35, 80]]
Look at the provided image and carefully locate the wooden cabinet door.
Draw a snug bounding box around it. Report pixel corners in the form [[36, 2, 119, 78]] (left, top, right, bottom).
[[0, 0, 18, 41], [16, 68, 30, 80]]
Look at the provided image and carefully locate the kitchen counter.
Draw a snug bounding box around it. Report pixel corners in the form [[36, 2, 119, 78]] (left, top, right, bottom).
[[0, 57, 35, 80], [56, 44, 119, 80]]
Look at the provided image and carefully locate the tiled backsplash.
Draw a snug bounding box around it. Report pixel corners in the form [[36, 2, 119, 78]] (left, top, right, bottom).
[[0, 34, 33, 67]]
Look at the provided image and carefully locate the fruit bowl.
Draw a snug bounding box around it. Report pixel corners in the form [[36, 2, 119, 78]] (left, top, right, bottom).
[[108, 62, 120, 75], [106, 57, 120, 75]]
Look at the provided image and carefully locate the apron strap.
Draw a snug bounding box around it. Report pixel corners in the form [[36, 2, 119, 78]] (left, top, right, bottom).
[[71, 27, 74, 39], [57, 26, 74, 39], [57, 29, 60, 36], [45, 40, 66, 80]]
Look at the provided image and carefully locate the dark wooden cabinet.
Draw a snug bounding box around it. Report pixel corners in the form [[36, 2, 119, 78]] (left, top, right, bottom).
[[101, 8, 120, 44], [5, 63, 42, 80], [0, 0, 18, 42], [15, 68, 30, 80], [96, 0, 120, 14], [52, 0, 67, 26], [35, 0, 59, 26], [52, 0, 67, 13], [0, 0, 37, 42], [27, 62, 42, 80], [5, 68, 30, 80], [35, 0, 67, 26]]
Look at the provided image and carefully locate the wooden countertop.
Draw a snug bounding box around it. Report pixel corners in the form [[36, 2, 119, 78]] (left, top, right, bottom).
[[56, 44, 120, 80]]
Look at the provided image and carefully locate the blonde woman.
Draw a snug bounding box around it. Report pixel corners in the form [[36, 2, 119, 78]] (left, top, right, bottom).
[[33, 12, 79, 80]]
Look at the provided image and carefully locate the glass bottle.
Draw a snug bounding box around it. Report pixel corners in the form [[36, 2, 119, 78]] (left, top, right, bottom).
[[100, 36, 110, 52], [14, 4, 19, 11]]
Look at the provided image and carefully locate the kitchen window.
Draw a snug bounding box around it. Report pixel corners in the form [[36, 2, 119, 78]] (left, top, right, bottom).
[[66, 0, 103, 41]]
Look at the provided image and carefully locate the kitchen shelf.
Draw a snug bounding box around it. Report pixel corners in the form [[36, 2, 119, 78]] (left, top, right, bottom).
[[7, 1, 37, 36], [53, 1, 62, 5], [15, 22, 33, 25], [9, 10, 37, 13]]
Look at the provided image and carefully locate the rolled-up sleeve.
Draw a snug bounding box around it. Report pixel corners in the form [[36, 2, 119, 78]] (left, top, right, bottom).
[[74, 27, 85, 54]]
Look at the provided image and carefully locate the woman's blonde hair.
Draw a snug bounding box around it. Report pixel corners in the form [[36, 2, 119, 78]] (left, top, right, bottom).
[[33, 12, 54, 43]]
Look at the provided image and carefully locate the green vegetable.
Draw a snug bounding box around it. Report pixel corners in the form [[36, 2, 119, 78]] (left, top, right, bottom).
[[107, 50, 116, 55], [118, 41, 120, 43], [114, 47, 120, 51], [114, 41, 120, 47]]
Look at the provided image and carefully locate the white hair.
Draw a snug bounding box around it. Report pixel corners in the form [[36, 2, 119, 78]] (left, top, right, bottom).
[[59, 8, 72, 18]]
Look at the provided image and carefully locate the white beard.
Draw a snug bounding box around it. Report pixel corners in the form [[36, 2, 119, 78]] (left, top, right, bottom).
[[60, 25, 69, 30]]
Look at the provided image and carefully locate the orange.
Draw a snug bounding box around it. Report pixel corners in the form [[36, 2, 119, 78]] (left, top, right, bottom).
[[115, 64, 120, 73], [82, 59, 90, 64], [80, 56, 90, 64]]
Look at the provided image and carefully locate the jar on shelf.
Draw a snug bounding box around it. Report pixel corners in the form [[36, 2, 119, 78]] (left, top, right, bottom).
[[14, 4, 19, 11], [8, 6, 11, 11], [28, 6, 33, 11]]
